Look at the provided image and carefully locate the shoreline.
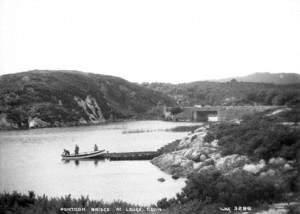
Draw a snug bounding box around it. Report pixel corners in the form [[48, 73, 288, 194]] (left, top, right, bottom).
[[0, 119, 202, 132]]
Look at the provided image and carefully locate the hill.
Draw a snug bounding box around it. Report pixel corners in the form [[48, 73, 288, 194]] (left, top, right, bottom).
[[220, 72, 300, 85], [0, 70, 175, 129], [143, 81, 300, 106]]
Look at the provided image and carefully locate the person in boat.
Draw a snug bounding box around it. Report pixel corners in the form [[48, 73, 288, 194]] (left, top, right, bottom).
[[63, 149, 70, 156], [75, 144, 79, 155], [94, 144, 98, 151]]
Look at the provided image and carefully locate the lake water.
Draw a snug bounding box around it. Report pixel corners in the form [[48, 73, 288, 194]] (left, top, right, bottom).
[[0, 120, 200, 205]]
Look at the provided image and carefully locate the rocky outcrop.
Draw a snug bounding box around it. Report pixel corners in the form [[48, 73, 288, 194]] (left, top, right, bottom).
[[215, 154, 249, 173], [243, 159, 266, 174], [28, 117, 50, 128], [151, 151, 194, 177], [152, 126, 228, 177], [151, 126, 295, 178], [74, 95, 105, 123]]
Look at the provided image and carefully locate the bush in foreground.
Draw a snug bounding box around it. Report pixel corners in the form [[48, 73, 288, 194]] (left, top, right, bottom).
[[0, 191, 158, 214], [204, 114, 300, 161], [157, 169, 289, 213]]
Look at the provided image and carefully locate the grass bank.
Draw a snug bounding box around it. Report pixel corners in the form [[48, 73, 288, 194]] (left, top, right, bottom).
[[0, 191, 164, 214]]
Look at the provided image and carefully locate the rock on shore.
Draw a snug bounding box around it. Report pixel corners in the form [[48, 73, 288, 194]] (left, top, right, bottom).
[[152, 126, 228, 177], [151, 126, 294, 178]]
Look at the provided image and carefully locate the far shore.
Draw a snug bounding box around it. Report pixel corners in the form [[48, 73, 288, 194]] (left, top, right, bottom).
[[0, 118, 203, 132]]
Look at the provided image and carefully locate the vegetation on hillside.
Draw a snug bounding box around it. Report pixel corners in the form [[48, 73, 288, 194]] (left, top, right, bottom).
[[204, 113, 300, 161], [0, 70, 175, 129], [143, 81, 300, 106]]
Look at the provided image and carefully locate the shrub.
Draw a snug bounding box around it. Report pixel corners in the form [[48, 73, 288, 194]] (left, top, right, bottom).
[[204, 114, 300, 161], [157, 169, 287, 213], [287, 204, 300, 214], [0, 191, 146, 214]]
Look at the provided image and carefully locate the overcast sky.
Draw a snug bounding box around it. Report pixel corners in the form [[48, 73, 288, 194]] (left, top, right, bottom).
[[0, 0, 300, 83]]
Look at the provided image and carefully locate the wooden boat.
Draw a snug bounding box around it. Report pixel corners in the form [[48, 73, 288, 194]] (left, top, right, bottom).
[[61, 149, 105, 160]]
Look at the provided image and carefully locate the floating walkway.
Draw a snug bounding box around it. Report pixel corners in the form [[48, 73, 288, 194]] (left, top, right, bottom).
[[97, 151, 159, 161]]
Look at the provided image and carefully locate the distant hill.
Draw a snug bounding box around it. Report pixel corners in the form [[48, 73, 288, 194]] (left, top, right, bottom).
[[143, 80, 300, 107], [220, 72, 300, 85], [0, 70, 175, 129]]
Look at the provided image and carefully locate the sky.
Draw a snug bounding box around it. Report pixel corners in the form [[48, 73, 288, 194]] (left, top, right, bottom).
[[0, 0, 300, 83]]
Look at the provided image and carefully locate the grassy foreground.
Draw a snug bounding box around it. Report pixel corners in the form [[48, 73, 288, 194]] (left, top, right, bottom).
[[0, 191, 164, 214]]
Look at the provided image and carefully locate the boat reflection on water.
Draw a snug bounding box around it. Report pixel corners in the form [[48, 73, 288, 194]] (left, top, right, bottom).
[[62, 158, 107, 166]]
